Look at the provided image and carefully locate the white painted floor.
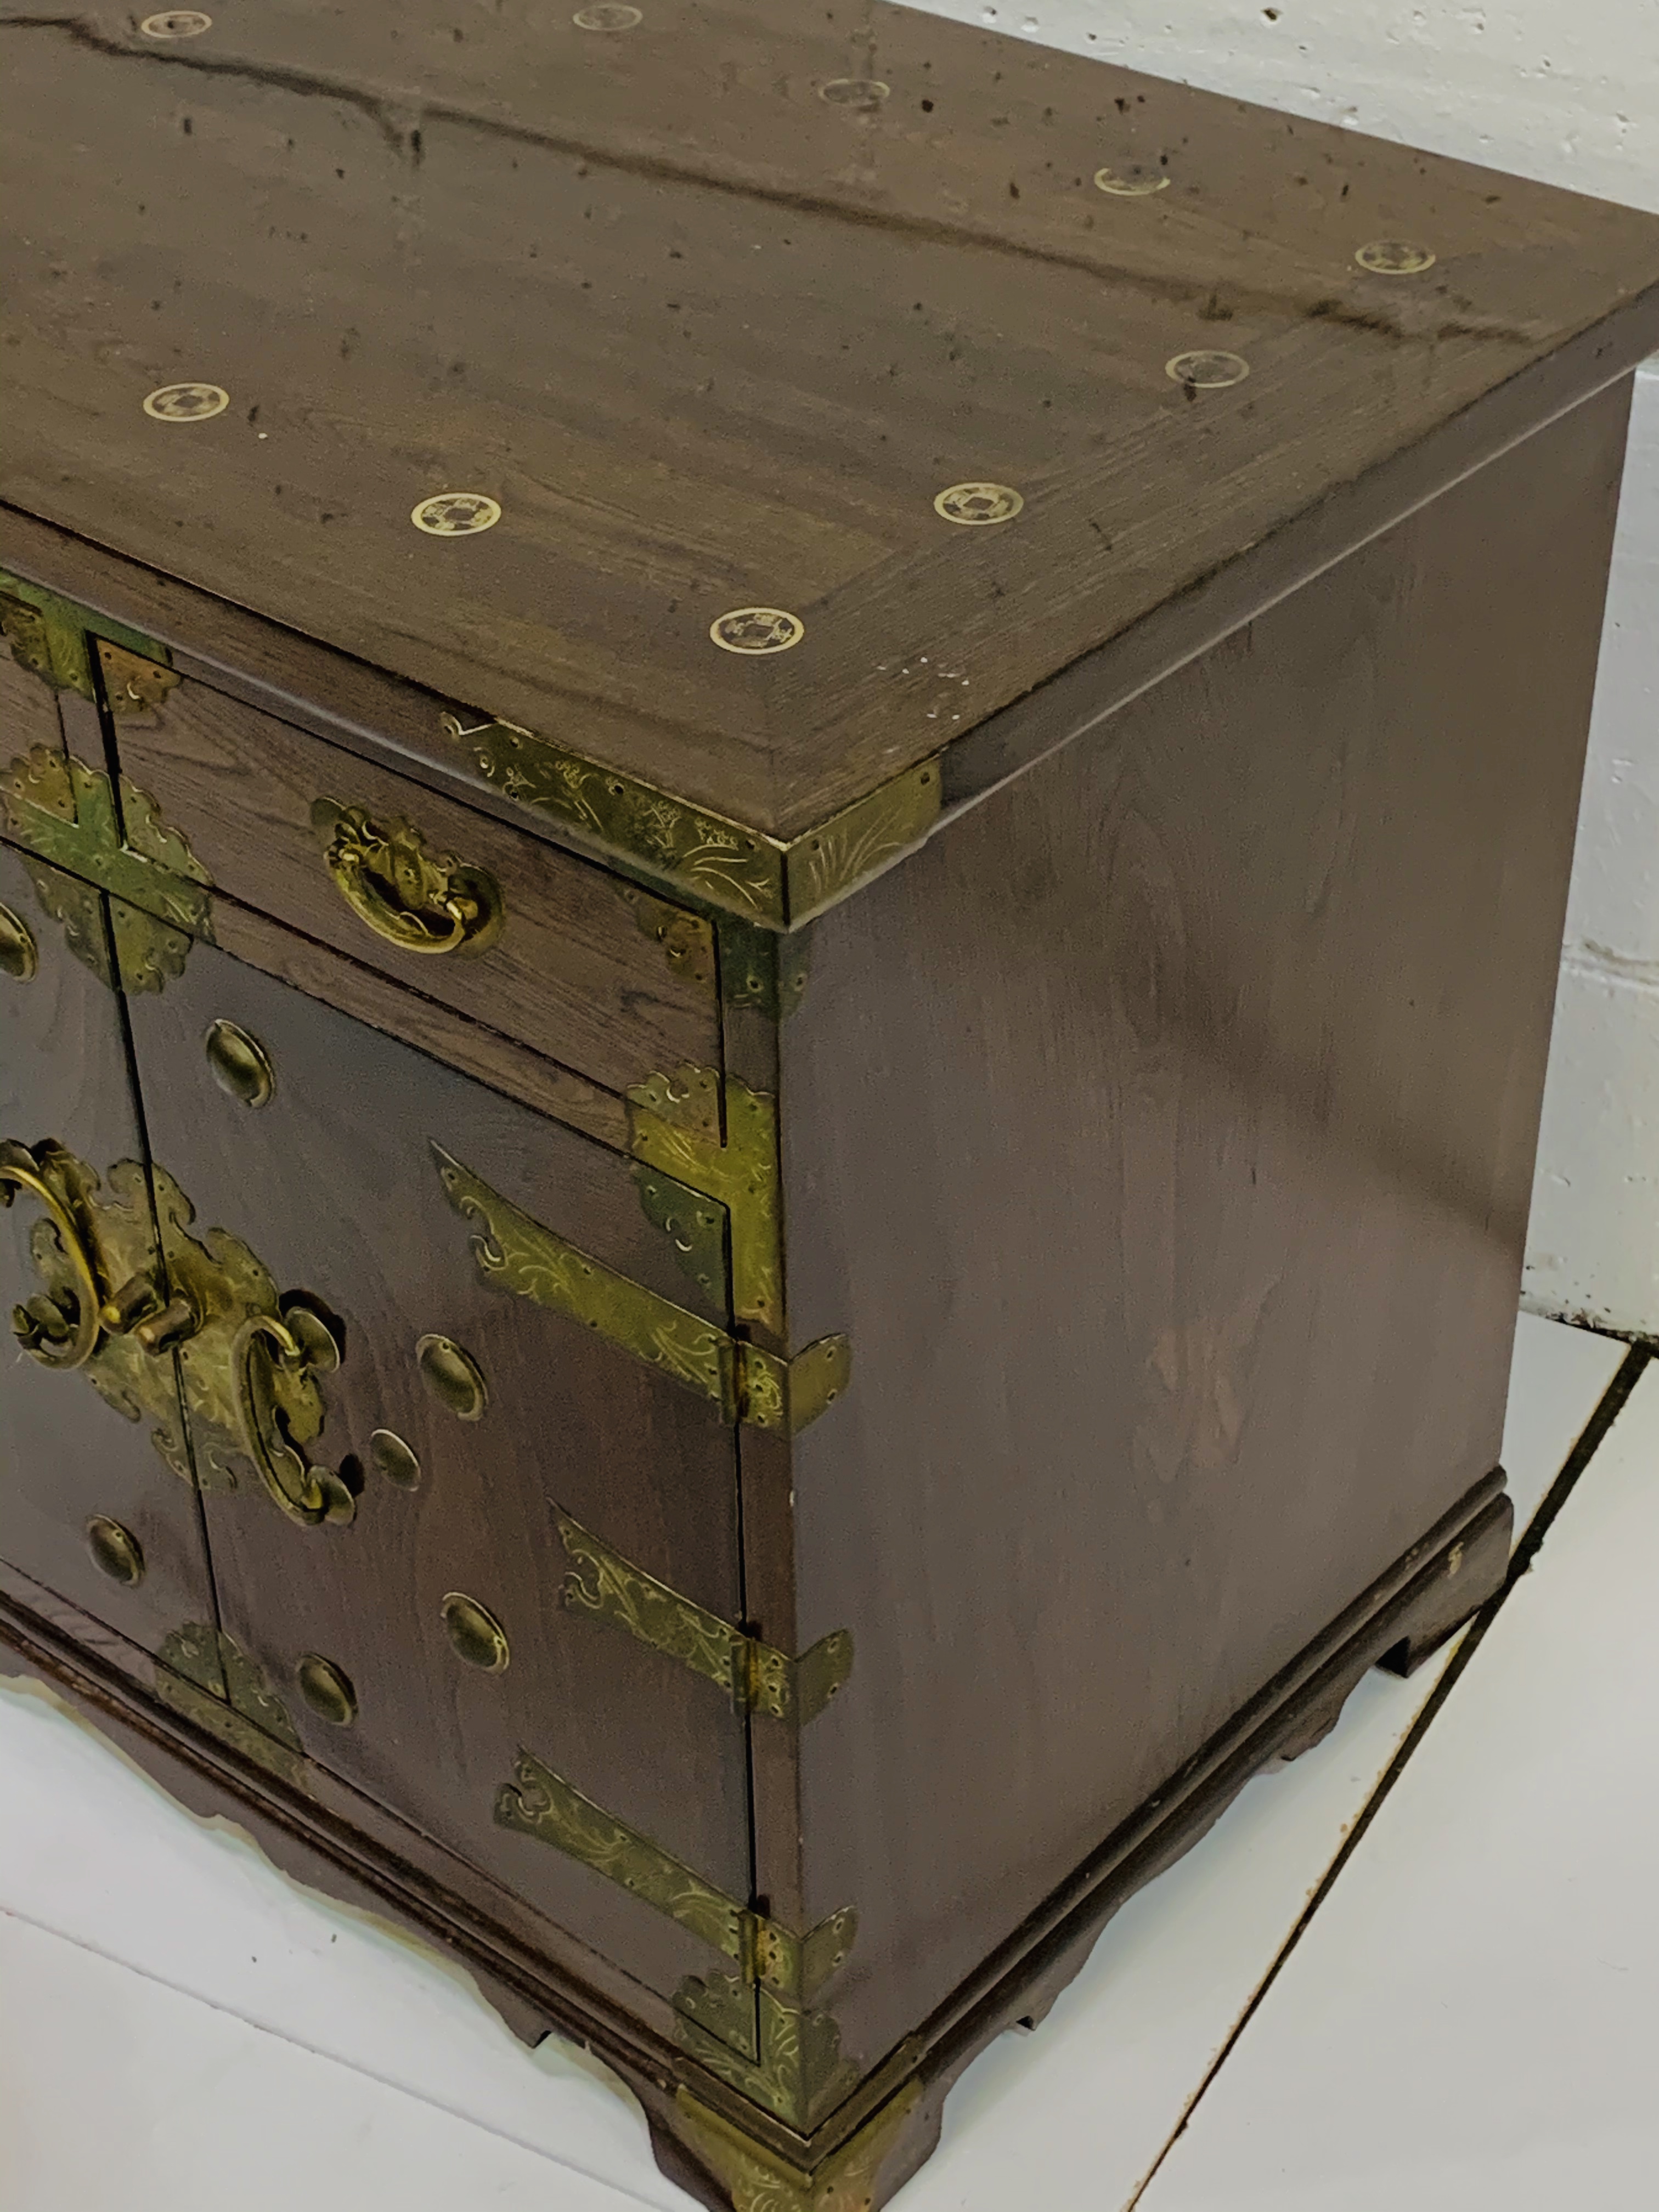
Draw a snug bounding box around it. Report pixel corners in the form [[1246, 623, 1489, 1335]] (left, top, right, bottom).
[[0, 1313, 1645, 2211]]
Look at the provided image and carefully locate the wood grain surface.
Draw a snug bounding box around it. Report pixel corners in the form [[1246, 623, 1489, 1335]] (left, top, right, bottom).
[[775, 385, 1628, 2076], [4, 2, 1659, 833]]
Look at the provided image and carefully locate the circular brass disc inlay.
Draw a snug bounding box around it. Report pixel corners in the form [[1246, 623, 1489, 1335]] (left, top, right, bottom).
[[0, 901, 38, 983], [416, 1333, 489, 1420], [143, 381, 229, 422], [1094, 166, 1170, 196], [1165, 349, 1251, 390], [820, 77, 890, 109], [1355, 238, 1437, 276], [204, 1018, 275, 1108], [934, 482, 1024, 527], [710, 607, 805, 655], [573, 2, 641, 23], [442, 1592, 511, 1673], [87, 1516, 145, 1587], [369, 1426, 422, 1489], [411, 492, 502, 537], [297, 1652, 358, 1726], [140, 9, 212, 36]]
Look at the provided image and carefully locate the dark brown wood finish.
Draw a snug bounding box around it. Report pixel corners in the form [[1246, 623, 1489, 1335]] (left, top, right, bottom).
[[7, 4, 1659, 833], [119, 930, 753, 2016], [776, 383, 1628, 2075], [115, 675, 720, 1100]]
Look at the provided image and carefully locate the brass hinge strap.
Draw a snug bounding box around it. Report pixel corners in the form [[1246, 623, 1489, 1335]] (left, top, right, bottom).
[[494, 1749, 856, 2002], [557, 1512, 853, 1724], [1, 567, 172, 700], [431, 1144, 848, 1434], [1, 747, 213, 940], [627, 1069, 781, 1334], [457, 714, 941, 929]]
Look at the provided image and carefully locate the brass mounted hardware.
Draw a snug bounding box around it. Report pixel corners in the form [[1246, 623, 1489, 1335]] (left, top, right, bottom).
[[94, 636, 182, 715], [0, 569, 172, 701], [296, 1652, 358, 1726], [204, 1018, 275, 1107], [715, 913, 812, 1022], [1, 747, 212, 991], [558, 1514, 853, 1724], [672, 2082, 922, 2212], [617, 879, 718, 996], [0, 900, 38, 981], [632, 1161, 727, 1307], [433, 1146, 849, 1433], [416, 1331, 489, 1420], [311, 797, 506, 958], [0, 1137, 352, 1514], [86, 1515, 145, 1587], [453, 713, 941, 928], [156, 1622, 308, 1792], [628, 1069, 781, 1334], [443, 1591, 511, 1672], [369, 1426, 421, 1488]]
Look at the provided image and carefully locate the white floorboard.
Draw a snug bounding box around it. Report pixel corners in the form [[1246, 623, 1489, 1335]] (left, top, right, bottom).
[[0, 1314, 1624, 2210]]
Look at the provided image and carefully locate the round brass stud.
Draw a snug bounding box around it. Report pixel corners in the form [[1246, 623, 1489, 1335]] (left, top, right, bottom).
[[819, 78, 890, 109], [296, 1652, 358, 1726], [573, 2, 641, 24], [1165, 349, 1250, 390], [442, 1592, 510, 1673], [411, 493, 502, 537], [0, 901, 38, 983], [140, 9, 212, 36], [143, 382, 229, 422], [416, 1333, 489, 1421], [934, 482, 1024, 527], [709, 607, 805, 655], [1355, 238, 1437, 276], [1094, 165, 1170, 196], [369, 1426, 422, 1489], [86, 1516, 145, 1587], [204, 1018, 275, 1108]]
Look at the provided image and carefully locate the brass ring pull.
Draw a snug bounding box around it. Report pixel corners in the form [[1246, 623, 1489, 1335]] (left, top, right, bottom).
[[233, 1305, 358, 1528], [311, 797, 504, 957], [0, 1138, 103, 1369]]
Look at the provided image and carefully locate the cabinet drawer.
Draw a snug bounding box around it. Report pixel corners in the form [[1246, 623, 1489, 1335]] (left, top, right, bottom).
[[112, 675, 719, 1099]]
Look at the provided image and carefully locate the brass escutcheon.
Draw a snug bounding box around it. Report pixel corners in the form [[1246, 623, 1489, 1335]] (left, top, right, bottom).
[[369, 1426, 421, 1488], [296, 1652, 358, 1725], [311, 798, 505, 957], [86, 1515, 145, 1587], [0, 901, 38, 981], [204, 1018, 275, 1108], [442, 1592, 510, 1672], [416, 1332, 489, 1420], [234, 1301, 360, 1527]]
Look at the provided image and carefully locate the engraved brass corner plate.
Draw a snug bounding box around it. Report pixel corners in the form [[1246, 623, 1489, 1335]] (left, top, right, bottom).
[[628, 1069, 780, 1332], [95, 636, 182, 715], [1, 569, 173, 702], [433, 1146, 848, 1432], [311, 797, 506, 957], [616, 879, 718, 997], [673, 2081, 922, 2212], [156, 1623, 309, 1791], [633, 1160, 728, 1305], [457, 715, 940, 928], [558, 1514, 853, 1723], [1, 747, 212, 990]]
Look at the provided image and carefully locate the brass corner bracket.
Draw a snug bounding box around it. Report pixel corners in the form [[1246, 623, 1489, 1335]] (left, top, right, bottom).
[[0, 568, 175, 708], [669, 2081, 922, 2212], [156, 1622, 309, 1792]]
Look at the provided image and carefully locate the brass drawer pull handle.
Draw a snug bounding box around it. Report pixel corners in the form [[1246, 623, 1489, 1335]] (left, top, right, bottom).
[[233, 1302, 360, 1528], [312, 797, 504, 957], [0, 1138, 103, 1369]]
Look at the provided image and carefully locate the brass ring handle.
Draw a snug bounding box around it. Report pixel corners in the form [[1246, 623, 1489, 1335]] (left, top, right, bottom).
[[311, 797, 504, 957], [233, 1309, 358, 1528], [0, 1138, 103, 1369]]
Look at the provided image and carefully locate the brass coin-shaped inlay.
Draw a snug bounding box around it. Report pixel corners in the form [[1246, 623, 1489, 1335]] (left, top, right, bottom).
[[86, 1516, 145, 1587], [204, 1018, 275, 1108], [140, 9, 212, 35], [710, 607, 805, 655], [143, 382, 229, 422], [416, 1333, 489, 1420], [1094, 165, 1170, 196], [1165, 349, 1250, 390], [1355, 238, 1437, 276], [934, 482, 1024, 527], [573, 1, 641, 23], [369, 1426, 421, 1489], [411, 493, 502, 537], [820, 77, 890, 109], [442, 1592, 510, 1673], [0, 901, 38, 982], [297, 1652, 358, 1726]]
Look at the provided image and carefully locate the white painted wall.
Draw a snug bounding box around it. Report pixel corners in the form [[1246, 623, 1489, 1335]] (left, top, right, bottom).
[[904, 0, 1659, 1334]]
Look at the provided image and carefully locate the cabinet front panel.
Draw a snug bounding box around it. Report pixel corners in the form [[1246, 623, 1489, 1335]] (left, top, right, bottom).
[[122, 935, 753, 2004], [0, 839, 219, 1659]]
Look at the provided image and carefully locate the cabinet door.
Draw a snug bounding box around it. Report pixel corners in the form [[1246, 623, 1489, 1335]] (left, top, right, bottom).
[[121, 932, 754, 2009], [0, 836, 222, 1670]]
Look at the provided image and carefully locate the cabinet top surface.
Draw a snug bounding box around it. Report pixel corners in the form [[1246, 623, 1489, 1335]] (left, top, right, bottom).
[[5, 0, 1659, 838]]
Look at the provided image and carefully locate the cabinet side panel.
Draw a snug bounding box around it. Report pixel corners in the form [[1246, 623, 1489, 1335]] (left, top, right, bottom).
[[781, 380, 1630, 2074]]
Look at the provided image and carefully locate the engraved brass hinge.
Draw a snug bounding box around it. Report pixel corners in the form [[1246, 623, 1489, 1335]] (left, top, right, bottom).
[[432, 1145, 849, 1433], [627, 1068, 781, 1334], [558, 1513, 853, 1724], [0, 568, 174, 704]]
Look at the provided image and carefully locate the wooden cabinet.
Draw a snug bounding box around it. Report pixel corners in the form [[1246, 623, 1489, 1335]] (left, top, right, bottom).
[[5, 7, 1659, 2207]]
